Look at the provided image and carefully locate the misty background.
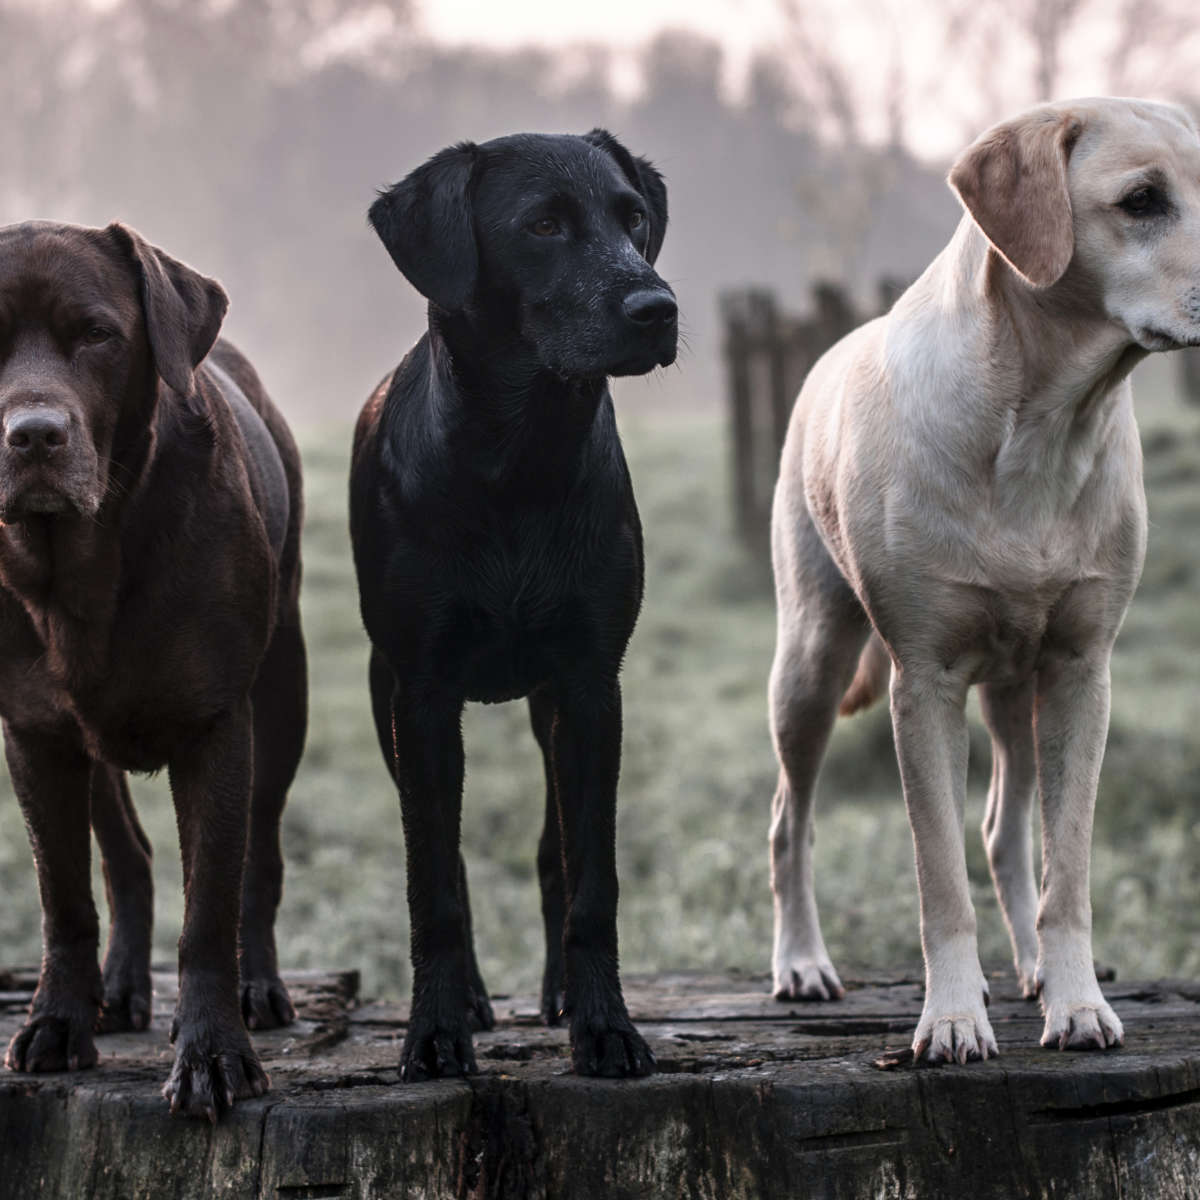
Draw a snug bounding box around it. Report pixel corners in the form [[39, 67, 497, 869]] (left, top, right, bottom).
[[6, 0, 1198, 420], [1, 0, 1199, 1000]]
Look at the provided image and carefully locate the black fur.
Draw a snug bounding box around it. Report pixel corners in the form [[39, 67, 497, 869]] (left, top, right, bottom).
[[351, 130, 677, 1080]]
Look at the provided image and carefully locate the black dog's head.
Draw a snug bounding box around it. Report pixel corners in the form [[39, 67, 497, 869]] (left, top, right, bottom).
[[0, 221, 226, 523], [369, 129, 677, 379]]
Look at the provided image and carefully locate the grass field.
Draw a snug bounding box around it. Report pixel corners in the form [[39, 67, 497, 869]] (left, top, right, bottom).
[[1, 363, 1199, 1003]]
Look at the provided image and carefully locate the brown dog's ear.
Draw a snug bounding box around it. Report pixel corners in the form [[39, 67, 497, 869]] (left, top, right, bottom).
[[107, 222, 228, 396], [948, 109, 1082, 288], [369, 142, 479, 311]]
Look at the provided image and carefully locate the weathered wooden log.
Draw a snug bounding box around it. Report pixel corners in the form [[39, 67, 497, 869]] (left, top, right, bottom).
[[2, 966, 1199, 1198]]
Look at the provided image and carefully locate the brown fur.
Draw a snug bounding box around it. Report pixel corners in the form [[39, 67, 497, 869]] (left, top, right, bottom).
[[0, 220, 308, 1121]]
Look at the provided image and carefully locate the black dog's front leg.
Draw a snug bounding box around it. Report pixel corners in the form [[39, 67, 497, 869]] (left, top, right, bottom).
[[3, 724, 102, 1074], [163, 700, 268, 1121], [530, 687, 566, 1026], [369, 648, 492, 1034], [552, 680, 655, 1077], [390, 681, 477, 1081]]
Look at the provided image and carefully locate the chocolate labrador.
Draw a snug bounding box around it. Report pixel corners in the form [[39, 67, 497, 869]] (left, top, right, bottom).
[[350, 130, 677, 1079], [0, 220, 306, 1120]]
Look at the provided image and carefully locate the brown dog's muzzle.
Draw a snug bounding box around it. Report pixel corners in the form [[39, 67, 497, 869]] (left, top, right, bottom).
[[0, 393, 97, 519]]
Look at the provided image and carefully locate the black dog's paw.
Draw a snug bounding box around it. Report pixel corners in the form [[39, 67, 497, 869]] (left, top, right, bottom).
[[570, 1016, 656, 1078], [96, 960, 152, 1034], [400, 1015, 477, 1082], [540, 980, 565, 1028], [241, 974, 296, 1031], [6, 1010, 99, 1073], [162, 1032, 269, 1122], [466, 986, 495, 1033]]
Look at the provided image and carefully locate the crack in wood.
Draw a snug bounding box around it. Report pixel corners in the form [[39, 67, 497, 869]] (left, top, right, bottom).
[[1028, 1085, 1200, 1124]]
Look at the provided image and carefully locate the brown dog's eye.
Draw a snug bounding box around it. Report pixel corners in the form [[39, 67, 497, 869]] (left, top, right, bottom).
[[531, 217, 560, 237], [83, 326, 113, 345], [629, 211, 645, 230]]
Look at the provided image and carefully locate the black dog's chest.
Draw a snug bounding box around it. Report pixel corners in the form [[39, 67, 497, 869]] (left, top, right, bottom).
[[445, 549, 587, 703]]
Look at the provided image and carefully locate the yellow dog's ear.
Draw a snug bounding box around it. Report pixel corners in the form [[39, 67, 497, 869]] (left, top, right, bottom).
[[949, 109, 1082, 288]]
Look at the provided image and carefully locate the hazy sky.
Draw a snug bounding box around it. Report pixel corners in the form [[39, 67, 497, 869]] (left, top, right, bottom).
[[414, 0, 968, 156], [410, 0, 1188, 160], [417, 0, 785, 58]]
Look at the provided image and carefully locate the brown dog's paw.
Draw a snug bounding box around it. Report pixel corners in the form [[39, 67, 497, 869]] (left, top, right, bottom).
[[6, 1012, 99, 1073], [241, 975, 295, 1031], [400, 1016, 477, 1082], [570, 1018, 656, 1078], [96, 964, 152, 1034], [162, 1036, 269, 1122]]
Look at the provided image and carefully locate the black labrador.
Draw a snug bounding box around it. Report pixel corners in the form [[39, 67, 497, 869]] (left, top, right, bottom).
[[350, 130, 677, 1079], [0, 221, 306, 1120]]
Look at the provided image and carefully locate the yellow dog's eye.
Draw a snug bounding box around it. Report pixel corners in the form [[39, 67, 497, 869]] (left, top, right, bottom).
[[531, 217, 560, 237], [1118, 186, 1165, 217]]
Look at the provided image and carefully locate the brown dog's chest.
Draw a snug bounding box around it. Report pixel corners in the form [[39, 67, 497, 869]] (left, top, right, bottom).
[[0, 573, 265, 771]]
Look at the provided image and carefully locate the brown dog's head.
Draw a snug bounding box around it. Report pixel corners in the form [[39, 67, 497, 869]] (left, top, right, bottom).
[[0, 221, 227, 523]]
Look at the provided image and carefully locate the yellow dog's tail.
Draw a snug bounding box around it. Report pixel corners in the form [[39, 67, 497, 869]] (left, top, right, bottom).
[[839, 633, 891, 716]]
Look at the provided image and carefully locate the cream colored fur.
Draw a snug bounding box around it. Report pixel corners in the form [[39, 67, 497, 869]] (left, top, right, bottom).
[[768, 97, 1200, 1062]]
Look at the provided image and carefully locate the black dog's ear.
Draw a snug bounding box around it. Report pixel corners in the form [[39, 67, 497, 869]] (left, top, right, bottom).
[[584, 128, 669, 264], [369, 142, 479, 311], [107, 222, 228, 397]]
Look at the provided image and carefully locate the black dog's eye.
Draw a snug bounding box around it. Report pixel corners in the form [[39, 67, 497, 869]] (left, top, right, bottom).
[[82, 326, 113, 345], [531, 217, 561, 237], [629, 210, 646, 231], [1118, 185, 1167, 217]]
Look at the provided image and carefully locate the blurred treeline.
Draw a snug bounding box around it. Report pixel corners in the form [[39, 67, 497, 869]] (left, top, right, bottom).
[[0, 0, 960, 418], [4, 0, 1198, 419]]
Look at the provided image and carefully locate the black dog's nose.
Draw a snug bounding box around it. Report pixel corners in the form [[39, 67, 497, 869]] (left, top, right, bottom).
[[622, 289, 677, 328], [5, 409, 70, 456]]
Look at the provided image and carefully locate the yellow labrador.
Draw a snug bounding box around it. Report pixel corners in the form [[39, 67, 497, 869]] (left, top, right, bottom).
[[768, 97, 1200, 1062]]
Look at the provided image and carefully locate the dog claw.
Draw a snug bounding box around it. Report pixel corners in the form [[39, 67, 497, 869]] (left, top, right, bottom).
[[241, 976, 295, 1031], [97, 984, 152, 1034], [6, 1012, 99, 1074], [466, 986, 495, 1033], [773, 959, 845, 1002], [1041, 1001, 1123, 1051], [400, 1019, 477, 1082], [913, 1012, 998, 1064], [571, 1019, 656, 1078], [162, 1038, 269, 1121]]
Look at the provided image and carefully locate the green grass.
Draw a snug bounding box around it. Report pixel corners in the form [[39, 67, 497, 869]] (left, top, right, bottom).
[[2, 370, 1199, 1001]]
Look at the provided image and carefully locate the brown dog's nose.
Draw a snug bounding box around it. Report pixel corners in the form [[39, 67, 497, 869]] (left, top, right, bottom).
[[5, 409, 70, 457]]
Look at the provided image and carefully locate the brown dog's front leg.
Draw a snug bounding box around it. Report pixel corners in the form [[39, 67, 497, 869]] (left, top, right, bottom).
[[91, 765, 154, 1033], [163, 701, 267, 1121], [3, 724, 102, 1074], [391, 686, 477, 1081], [552, 679, 655, 1078]]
